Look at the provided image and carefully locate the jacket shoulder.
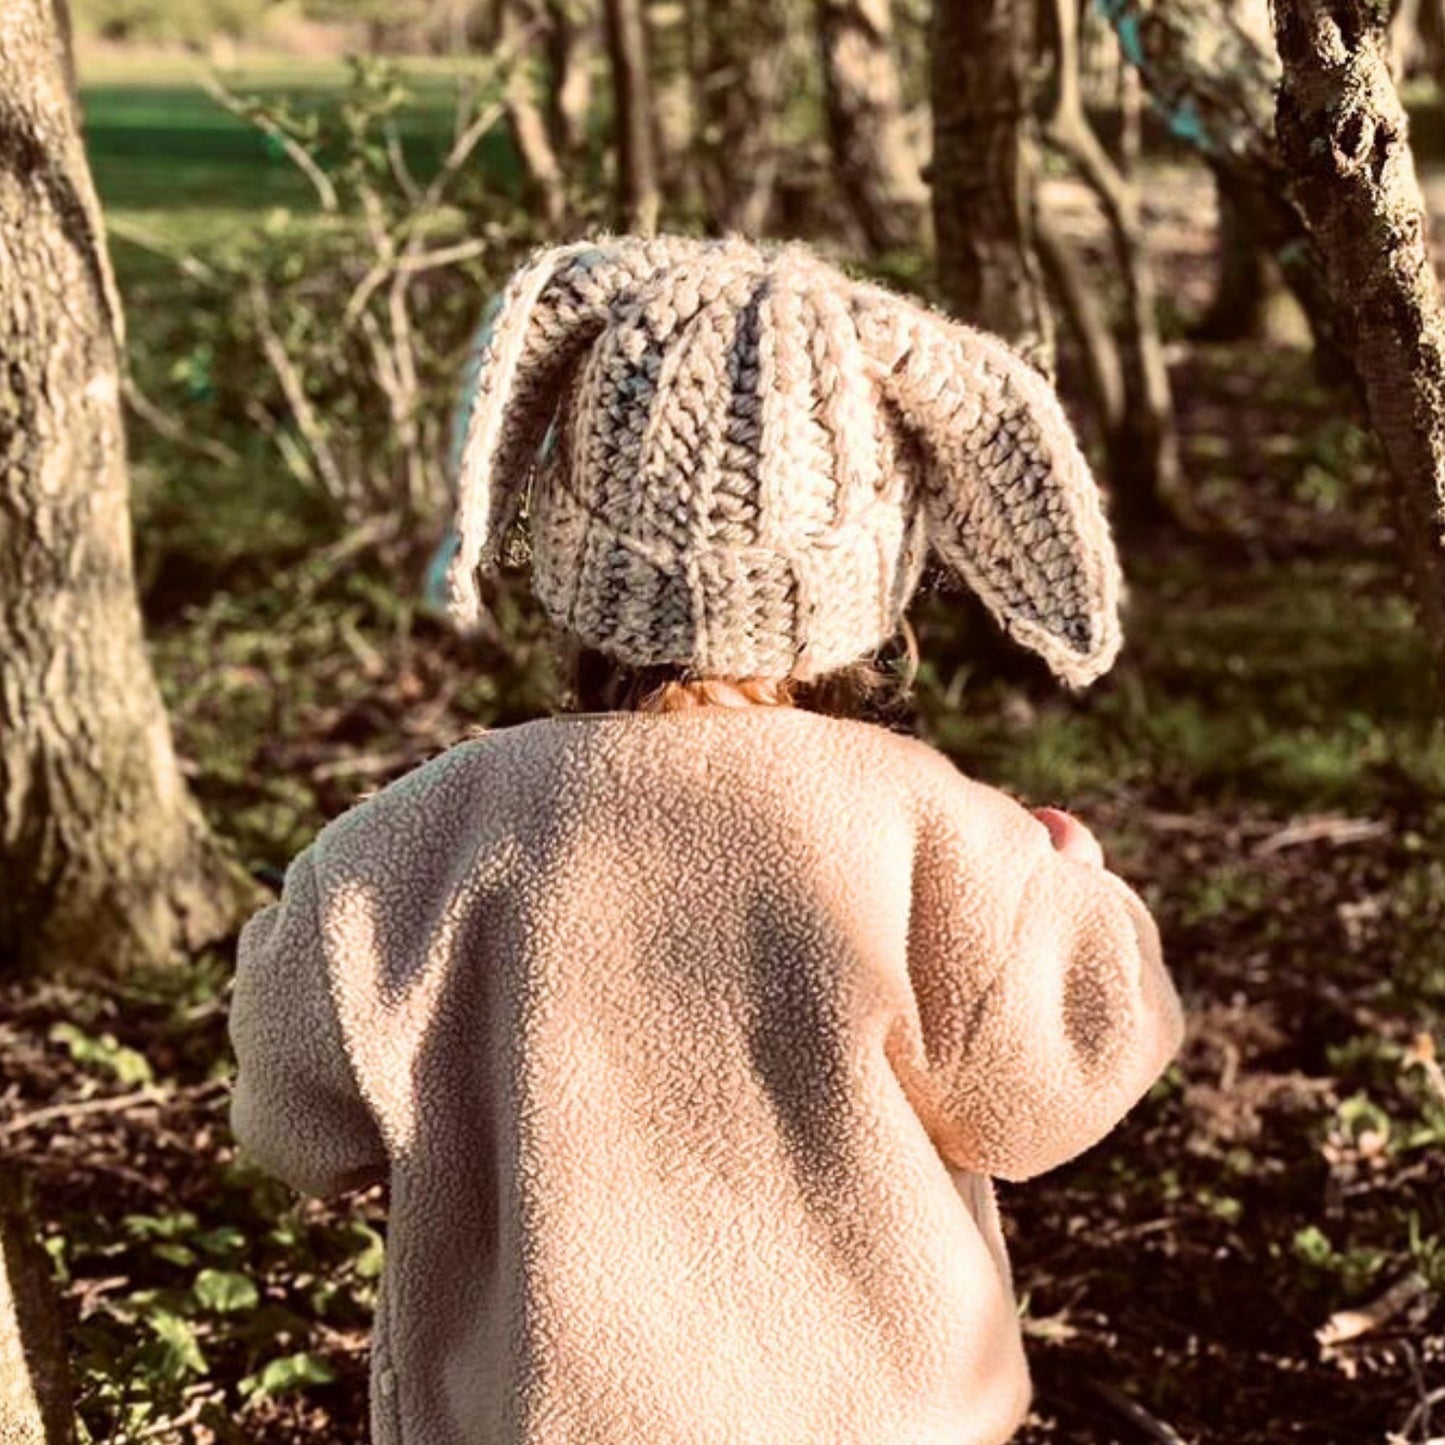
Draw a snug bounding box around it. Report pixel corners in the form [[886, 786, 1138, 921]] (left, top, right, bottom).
[[861, 725, 1036, 836], [308, 733, 506, 869]]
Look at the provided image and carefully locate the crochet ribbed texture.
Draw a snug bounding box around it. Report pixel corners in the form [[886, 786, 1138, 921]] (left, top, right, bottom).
[[449, 234, 1123, 687]]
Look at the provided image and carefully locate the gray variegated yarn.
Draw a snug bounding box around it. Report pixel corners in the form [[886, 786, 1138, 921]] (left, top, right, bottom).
[[448, 234, 1123, 687]]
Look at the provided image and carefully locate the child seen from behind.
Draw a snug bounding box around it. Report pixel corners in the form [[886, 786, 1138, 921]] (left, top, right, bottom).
[[229, 235, 1185, 1445]]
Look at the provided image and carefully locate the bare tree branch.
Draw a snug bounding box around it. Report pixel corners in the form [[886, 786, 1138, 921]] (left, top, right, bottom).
[[250, 280, 349, 506], [1035, 208, 1125, 436], [344, 237, 491, 330], [603, 0, 661, 234], [122, 377, 239, 468], [1042, 0, 1184, 531], [201, 70, 340, 213], [383, 119, 423, 206]]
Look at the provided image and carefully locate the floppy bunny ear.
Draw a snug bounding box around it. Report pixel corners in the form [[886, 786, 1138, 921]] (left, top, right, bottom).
[[448, 292, 505, 489], [447, 240, 621, 626], [447, 236, 738, 625], [877, 307, 1123, 688]]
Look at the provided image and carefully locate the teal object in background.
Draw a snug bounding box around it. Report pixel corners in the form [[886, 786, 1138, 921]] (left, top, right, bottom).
[[422, 528, 461, 617]]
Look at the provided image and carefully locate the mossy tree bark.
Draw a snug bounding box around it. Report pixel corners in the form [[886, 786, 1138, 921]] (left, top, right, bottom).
[[816, 0, 927, 256], [0, 0, 260, 975], [1275, 0, 1445, 700], [932, 0, 1054, 374]]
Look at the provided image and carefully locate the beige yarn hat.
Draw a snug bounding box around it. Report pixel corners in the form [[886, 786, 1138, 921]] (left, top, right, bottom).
[[448, 234, 1123, 688]]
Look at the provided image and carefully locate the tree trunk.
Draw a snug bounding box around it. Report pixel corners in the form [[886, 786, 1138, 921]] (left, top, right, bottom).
[[0, 1176, 72, 1444], [696, 0, 789, 236], [1418, 0, 1445, 91], [929, 0, 1058, 686], [1194, 173, 1272, 339], [1036, 206, 1126, 452], [932, 0, 1054, 374], [602, 0, 659, 234], [645, 0, 696, 210], [1042, 0, 1182, 537], [1275, 0, 1445, 700], [0, 0, 260, 976], [816, 0, 927, 255], [501, 0, 569, 229], [543, 0, 593, 159], [1098, 0, 1350, 381]]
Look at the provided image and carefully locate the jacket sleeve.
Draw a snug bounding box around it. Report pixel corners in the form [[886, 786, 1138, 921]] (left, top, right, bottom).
[[228, 848, 388, 1197], [904, 778, 1184, 1184]]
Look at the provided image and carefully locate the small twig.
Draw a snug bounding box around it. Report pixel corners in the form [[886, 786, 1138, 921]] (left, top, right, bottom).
[[1218, 1038, 1241, 1094], [0, 1081, 227, 1141], [418, 97, 508, 215], [272, 514, 405, 630], [386, 268, 425, 505], [1252, 815, 1391, 857], [338, 613, 387, 678], [383, 120, 422, 205], [1397, 1340, 1444, 1441], [412, 24, 541, 228], [1317, 1271, 1430, 1349], [123, 376, 239, 467], [312, 750, 420, 783], [132, 1392, 216, 1440], [394, 236, 491, 274], [247, 398, 320, 490], [250, 280, 350, 506], [0, 1086, 162, 1138], [201, 70, 339, 213], [1399, 1390, 1445, 1442], [105, 217, 221, 287], [74, 1275, 134, 1321], [1088, 1380, 1191, 1445], [344, 237, 491, 330], [358, 309, 405, 420], [453, 66, 480, 148], [1141, 810, 1239, 837]]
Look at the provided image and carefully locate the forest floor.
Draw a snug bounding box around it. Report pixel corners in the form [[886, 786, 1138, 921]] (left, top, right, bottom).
[[1, 70, 1444, 1445]]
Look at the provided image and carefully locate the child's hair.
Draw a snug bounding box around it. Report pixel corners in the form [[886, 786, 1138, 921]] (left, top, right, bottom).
[[560, 619, 921, 727]]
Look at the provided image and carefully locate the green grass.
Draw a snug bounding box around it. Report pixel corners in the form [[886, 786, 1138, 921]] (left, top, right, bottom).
[[80, 55, 521, 222], [913, 553, 1442, 817]]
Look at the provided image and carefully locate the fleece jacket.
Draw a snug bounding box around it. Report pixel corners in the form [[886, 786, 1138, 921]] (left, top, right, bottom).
[[228, 705, 1184, 1445]]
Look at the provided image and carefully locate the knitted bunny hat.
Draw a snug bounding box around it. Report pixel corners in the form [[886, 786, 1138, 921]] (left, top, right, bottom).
[[449, 234, 1122, 687]]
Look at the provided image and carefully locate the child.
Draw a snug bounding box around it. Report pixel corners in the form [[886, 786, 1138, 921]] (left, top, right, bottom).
[[229, 235, 1184, 1445]]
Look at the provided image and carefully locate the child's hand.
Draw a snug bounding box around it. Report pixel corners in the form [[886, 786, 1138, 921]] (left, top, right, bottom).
[[1031, 807, 1105, 868]]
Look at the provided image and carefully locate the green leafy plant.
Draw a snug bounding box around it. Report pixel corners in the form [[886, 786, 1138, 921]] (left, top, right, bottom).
[[49, 1023, 155, 1088], [122, 54, 544, 592]]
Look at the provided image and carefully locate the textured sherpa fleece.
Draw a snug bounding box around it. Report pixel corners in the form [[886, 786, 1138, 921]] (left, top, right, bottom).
[[228, 706, 1184, 1445]]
